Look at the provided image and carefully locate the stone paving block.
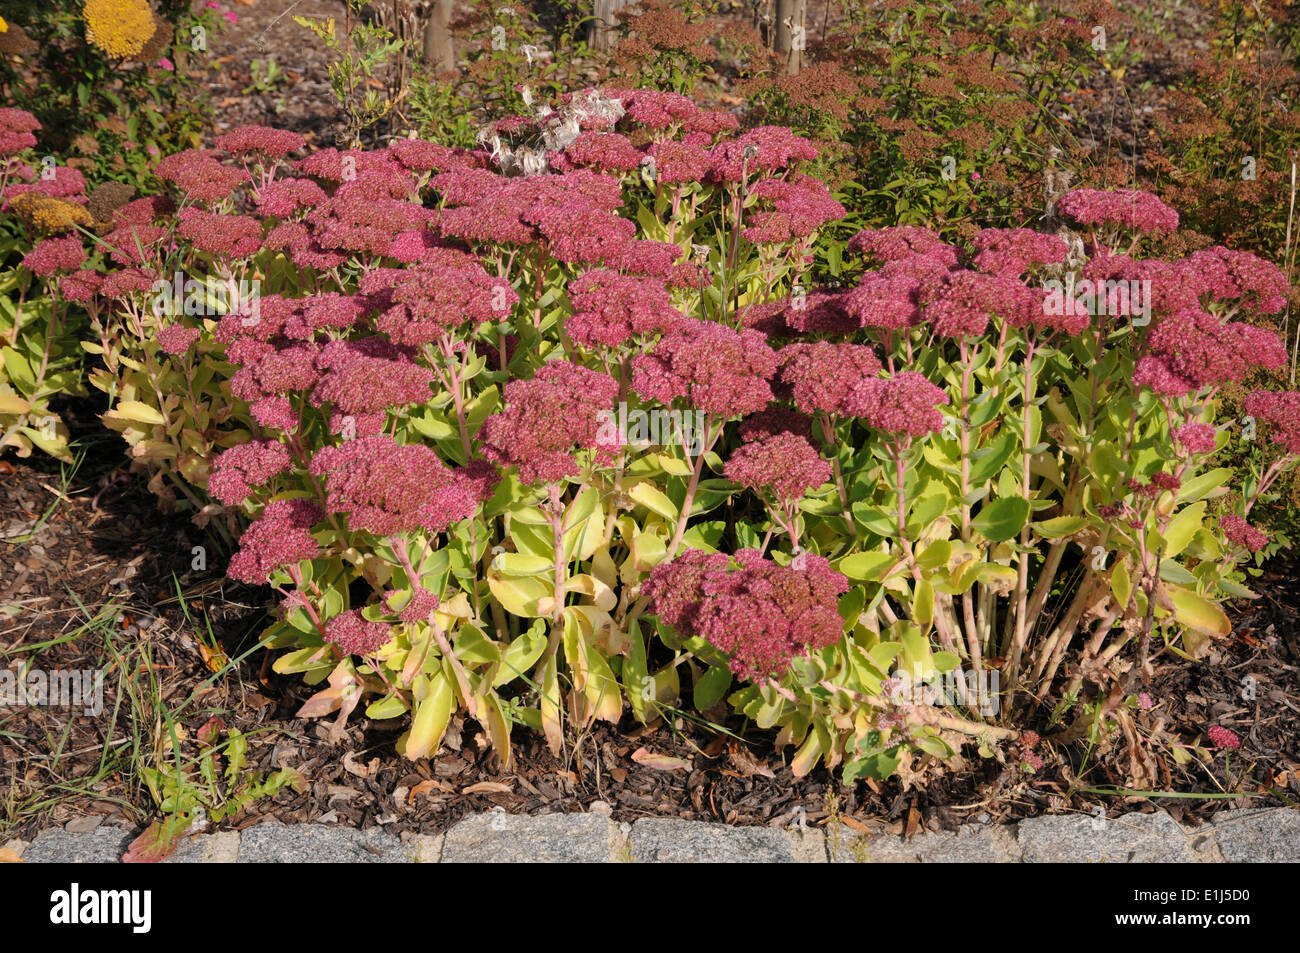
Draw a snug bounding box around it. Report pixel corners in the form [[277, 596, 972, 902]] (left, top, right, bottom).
[[629, 818, 813, 863], [841, 822, 1022, 863], [442, 811, 619, 863], [407, 833, 444, 863], [237, 822, 410, 863], [22, 825, 133, 863], [166, 831, 240, 864], [1204, 809, 1300, 863], [1017, 811, 1195, 863]]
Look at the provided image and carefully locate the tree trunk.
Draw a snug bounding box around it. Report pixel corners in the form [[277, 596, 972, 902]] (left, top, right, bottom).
[[591, 0, 635, 52], [422, 0, 454, 72], [773, 0, 806, 74]]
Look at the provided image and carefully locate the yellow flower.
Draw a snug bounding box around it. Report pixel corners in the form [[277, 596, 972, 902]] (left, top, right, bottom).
[[7, 193, 94, 233], [83, 0, 157, 59], [0, 15, 9, 33]]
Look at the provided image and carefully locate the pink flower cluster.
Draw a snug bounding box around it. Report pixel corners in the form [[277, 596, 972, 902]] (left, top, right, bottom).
[[1135, 309, 1286, 396], [565, 269, 683, 348], [1220, 514, 1268, 553], [776, 342, 882, 416], [923, 270, 1048, 338], [845, 371, 950, 438], [645, 141, 712, 184], [208, 439, 294, 506], [227, 498, 323, 584], [1184, 247, 1289, 315], [215, 125, 305, 159], [324, 610, 392, 657], [742, 176, 845, 244], [0, 107, 40, 155], [551, 131, 643, 174], [309, 435, 490, 535], [631, 319, 777, 417], [847, 226, 958, 266], [1174, 423, 1217, 456], [1243, 390, 1300, 454], [480, 361, 620, 485], [1056, 188, 1179, 233], [1206, 724, 1241, 750], [363, 250, 518, 346], [972, 228, 1068, 277], [387, 586, 440, 626], [154, 149, 250, 203], [158, 324, 201, 356], [643, 548, 849, 679], [310, 338, 434, 416], [21, 236, 85, 277], [176, 208, 263, 257], [724, 432, 830, 502], [253, 177, 327, 218], [708, 126, 818, 182]]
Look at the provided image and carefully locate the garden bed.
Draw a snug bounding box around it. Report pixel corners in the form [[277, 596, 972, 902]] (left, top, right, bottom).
[[4, 398, 1297, 846]]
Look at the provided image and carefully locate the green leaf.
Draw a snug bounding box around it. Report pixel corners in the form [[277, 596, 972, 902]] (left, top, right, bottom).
[[402, 671, 454, 759], [971, 496, 1030, 542], [628, 481, 678, 520], [366, 694, 408, 719], [836, 550, 898, 582], [494, 620, 548, 686], [1032, 515, 1089, 539], [693, 665, 731, 711], [1162, 501, 1206, 559], [967, 430, 1016, 486], [1111, 559, 1132, 609], [1167, 586, 1230, 638]]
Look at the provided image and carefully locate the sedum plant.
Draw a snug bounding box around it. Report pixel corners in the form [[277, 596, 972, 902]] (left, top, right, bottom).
[[71, 88, 1300, 784]]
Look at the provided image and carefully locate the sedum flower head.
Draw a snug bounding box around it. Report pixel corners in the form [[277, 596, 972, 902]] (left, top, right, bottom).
[[227, 499, 323, 585], [481, 361, 620, 485], [309, 435, 490, 535], [1056, 188, 1179, 234], [631, 319, 777, 417], [776, 341, 881, 416], [325, 610, 392, 657], [643, 549, 849, 679], [724, 432, 831, 503], [845, 371, 949, 438]]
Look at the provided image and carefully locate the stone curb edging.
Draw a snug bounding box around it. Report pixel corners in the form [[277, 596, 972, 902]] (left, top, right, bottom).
[[10, 808, 1298, 863]]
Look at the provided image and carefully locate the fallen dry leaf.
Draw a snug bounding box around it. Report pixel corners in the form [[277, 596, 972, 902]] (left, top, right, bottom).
[[408, 778, 452, 802], [838, 814, 872, 835], [462, 781, 513, 795], [904, 801, 922, 837], [342, 750, 377, 779], [631, 746, 692, 772], [0, 848, 23, 863], [727, 743, 775, 779]]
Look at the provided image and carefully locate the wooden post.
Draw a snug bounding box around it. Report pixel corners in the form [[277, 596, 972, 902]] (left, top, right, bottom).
[[591, 0, 635, 51], [422, 0, 455, 72]]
